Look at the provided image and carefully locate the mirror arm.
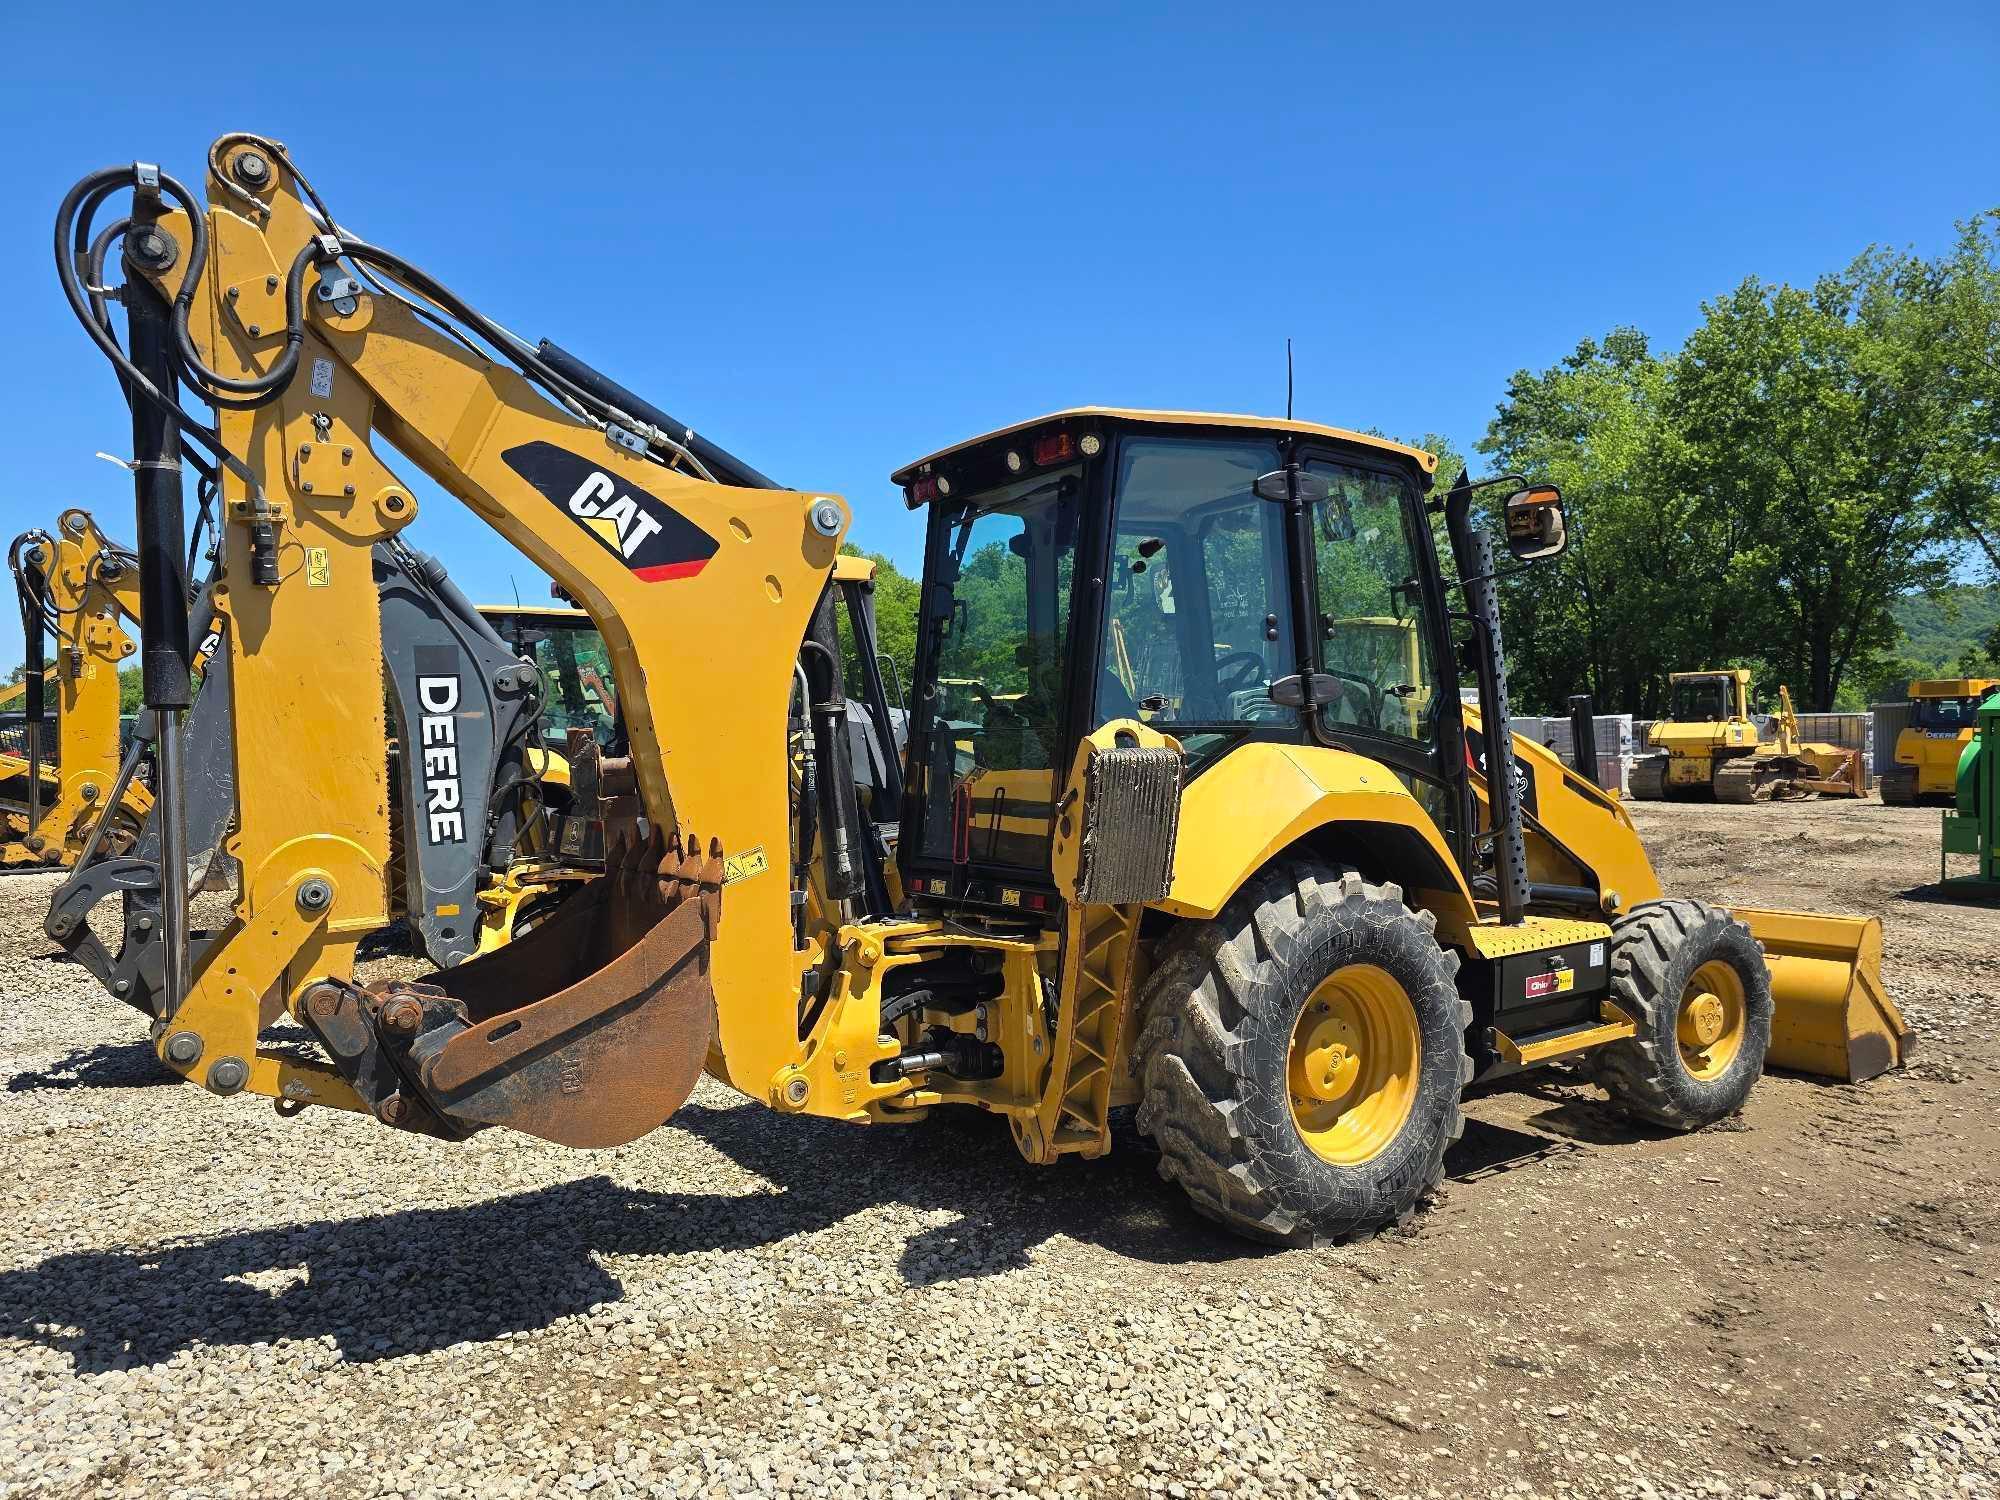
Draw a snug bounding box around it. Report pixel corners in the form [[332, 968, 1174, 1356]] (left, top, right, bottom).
[[1452, 560, 1534, 591]]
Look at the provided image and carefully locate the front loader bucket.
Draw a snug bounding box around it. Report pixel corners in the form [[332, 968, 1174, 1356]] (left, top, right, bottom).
[[1732, 907, 1912, 1082], [407, 830, 723, 1148]]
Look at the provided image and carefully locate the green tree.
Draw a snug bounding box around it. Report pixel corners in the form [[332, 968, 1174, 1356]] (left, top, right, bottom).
[[1922, 211, 2000, 580], [836, 544, 919, 706], [1672, 260, 1957, 709], [1476, 330, 1733, 715]]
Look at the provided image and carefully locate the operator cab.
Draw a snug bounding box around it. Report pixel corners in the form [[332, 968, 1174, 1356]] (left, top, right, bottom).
[[481, 605, 625, 753], [1910, 684, 2000, 732], [1667, 673, 1736, 724], [891, 409, 1461, 909]]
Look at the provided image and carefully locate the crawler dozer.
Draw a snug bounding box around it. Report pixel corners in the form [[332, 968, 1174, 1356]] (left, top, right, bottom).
[[1629, 669, 1866, 803], [1882, 678, 2000, 806], [4, 510, 153, 866], [46, 135, 1909, 1244]]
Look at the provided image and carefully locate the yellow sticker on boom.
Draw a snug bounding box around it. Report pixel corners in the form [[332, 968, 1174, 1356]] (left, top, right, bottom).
[[723, 845, 768, 886], [305, 547, 331, 587]]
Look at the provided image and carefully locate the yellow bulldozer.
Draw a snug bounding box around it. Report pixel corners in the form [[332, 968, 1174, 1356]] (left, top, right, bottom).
[[1880, 678, 2000, 806], [42, 134, 1909, 1245], [1628, 668, 1867, 803], [4, 510, 155, 866]]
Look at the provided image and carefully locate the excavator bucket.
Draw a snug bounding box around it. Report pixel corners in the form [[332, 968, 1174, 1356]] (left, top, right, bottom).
[[1732, 907, 1912, 1082], [392, 828, 723, 1148]]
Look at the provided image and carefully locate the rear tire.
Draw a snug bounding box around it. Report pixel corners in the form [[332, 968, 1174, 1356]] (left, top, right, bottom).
[[1591, 900, 1770, 1129], [1133, 862, 1471, 1246]]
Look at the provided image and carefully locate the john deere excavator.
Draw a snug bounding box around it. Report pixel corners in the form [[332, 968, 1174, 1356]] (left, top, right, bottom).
[[4, 509, 153, 867], [1629, 668, 1867, 803], [45, 134, 1909, 1245]]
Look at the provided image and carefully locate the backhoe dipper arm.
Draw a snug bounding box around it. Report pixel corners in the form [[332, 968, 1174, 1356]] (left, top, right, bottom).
[[66, 136, 847, 1133], [5, 510, 145, 867]]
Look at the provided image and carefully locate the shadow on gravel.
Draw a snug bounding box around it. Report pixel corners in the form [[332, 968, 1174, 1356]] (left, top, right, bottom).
[[1506, 1079, 1676, 1147], [1896, 882, 1997, 906], [6, 1040, 172, 1093], [1444, 1117, 1582, 1180], [0, 1098, 1266, 1372]]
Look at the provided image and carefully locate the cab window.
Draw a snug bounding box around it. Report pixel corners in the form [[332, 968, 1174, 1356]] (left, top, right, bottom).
[[1094, 436, 1296, 756], [1306, 461, 1436, 743]]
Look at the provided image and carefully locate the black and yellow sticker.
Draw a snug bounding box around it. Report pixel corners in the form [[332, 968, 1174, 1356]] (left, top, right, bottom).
[[723, 845, 768, 886]]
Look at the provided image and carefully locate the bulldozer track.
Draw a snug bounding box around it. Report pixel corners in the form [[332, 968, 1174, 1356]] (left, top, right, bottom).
[[1713, 760, 1769, 803], [1628, 757, 1667, 801]]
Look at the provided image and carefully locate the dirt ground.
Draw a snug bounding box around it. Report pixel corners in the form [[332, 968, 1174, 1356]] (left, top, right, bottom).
[[0, 796, 1996, 1499]]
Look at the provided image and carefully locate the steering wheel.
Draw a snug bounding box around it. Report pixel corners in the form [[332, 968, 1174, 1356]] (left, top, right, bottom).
[[1213, 650, 1267, 693]]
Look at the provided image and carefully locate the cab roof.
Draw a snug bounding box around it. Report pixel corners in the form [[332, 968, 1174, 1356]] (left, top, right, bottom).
[[1910, 678, 2000, 698], [889, 407, 1439, 487]]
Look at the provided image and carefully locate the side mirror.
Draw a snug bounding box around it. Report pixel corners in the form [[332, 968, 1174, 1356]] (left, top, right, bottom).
[[1503, 484, 1567, 561]]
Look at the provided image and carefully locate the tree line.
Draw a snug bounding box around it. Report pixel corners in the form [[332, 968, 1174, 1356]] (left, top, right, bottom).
[[1476, 211, 2000, 714]]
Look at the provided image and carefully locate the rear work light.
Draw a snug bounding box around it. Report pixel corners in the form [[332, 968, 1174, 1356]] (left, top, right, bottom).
[[1033, 432, 1074, 466]]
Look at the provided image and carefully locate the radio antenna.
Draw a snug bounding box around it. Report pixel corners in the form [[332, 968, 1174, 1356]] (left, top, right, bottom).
[[1285, 338, 1294, 421]]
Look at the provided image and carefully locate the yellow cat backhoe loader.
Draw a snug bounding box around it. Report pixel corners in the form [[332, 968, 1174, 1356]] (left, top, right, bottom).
[[46, 135, 1907, 1244], [4, 509, 153, 866]]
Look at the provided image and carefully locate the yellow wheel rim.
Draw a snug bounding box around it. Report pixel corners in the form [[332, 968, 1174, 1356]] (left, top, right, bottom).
[[1677, 960, 1747, 1080], [1287, 964, 1420, 1166]]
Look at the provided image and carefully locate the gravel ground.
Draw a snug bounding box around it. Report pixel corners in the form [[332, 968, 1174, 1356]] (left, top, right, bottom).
[[1, 797, 1997, 1499]]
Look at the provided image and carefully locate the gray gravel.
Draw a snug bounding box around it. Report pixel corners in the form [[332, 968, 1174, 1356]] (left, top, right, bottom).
[[0, 851, 1995, 1500]]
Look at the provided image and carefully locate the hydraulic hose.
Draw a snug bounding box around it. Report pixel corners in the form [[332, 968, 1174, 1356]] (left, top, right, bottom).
[[12, 533, 51, 839], [800, 639, 860, 904]]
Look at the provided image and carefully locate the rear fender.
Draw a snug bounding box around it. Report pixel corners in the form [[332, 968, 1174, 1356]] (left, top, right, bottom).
[[1463, 713, 1664, 914], [1157, 742, 1476, 927]]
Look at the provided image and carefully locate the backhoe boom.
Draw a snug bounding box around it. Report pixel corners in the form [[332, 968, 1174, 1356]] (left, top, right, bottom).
[[63, 137, 846, 1136]]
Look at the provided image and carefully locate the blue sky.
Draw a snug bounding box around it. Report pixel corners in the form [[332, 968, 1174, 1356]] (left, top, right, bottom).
[[2, 2, 1995, 667]]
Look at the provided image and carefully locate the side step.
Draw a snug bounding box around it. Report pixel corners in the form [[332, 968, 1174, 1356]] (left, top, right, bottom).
[[1492, 1001, 1638, 1067]]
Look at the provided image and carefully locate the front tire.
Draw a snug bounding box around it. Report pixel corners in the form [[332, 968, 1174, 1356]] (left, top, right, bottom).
[[1591, 900, 1771, 1129], [1133, 863, 1471, 1246]]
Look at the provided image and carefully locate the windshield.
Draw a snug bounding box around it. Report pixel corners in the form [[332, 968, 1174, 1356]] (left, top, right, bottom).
[[1670, 677, 1731, 722], [907, 467, 1080, 871], [1093, 436, 1293, 750], [486, 612, 622, 751], [1912, 692, 1993, 731]]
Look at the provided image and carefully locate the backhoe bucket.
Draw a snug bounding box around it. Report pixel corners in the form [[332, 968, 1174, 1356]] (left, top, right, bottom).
[[1732, 907, 1912, 1082], [406, 829, 722, 1148]]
